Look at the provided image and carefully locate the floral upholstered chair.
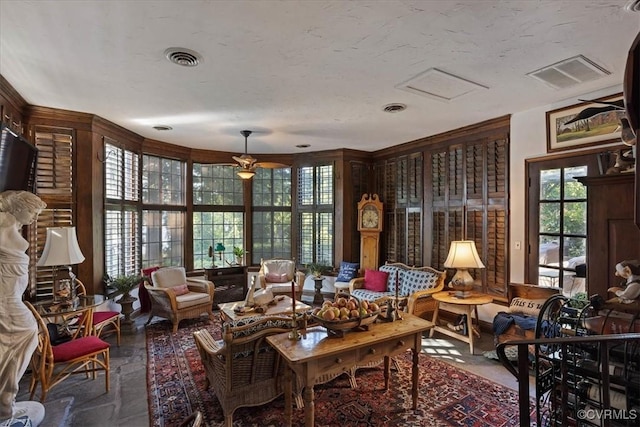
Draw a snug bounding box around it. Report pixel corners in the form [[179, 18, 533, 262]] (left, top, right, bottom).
[[258, 258, 305, 300], [145, 267, 215, 332]]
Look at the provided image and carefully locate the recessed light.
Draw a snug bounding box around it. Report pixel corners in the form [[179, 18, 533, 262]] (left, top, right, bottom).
[[296, 144, 310, 148], [383, 103, 407, 113], [153, 125, 173, 131]]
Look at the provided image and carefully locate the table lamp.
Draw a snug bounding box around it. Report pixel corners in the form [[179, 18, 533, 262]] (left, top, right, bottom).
[[443, 240, 485, 298], [214, 242, 226, 266], [37, 226, 85, 302]]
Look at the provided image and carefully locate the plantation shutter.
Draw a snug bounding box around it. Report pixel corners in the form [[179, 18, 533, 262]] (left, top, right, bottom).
[[30, 126, 75, 298], [427, 136, 509, 298]]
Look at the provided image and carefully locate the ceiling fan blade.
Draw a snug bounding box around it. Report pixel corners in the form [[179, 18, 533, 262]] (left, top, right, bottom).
[[255, 161, 290, 169]]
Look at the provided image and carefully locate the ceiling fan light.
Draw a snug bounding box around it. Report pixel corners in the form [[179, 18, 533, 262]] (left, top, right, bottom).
[[237, 169, 256, 180]]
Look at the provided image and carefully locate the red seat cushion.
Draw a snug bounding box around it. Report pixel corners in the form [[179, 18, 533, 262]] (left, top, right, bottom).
[[364, 269, 389, 292], [52, 336, 110, 362], [93, 311, 119, 324]]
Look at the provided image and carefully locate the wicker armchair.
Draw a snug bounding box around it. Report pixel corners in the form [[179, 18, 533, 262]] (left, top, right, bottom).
[[258, 258, 305, 300], [145, 267, 215, 332], [193, 316, 293, 427]]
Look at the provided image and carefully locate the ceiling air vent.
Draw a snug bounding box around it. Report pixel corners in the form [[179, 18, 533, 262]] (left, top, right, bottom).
[[164, 48, 202, 67], [383, 103, 407, 113], [625, 0, 640, 12], [527, 55, 610, 90], [396, 68, 488, 102]]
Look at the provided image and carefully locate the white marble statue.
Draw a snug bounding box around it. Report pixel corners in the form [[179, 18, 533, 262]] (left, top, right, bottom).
[[0, 191, 47, 427]]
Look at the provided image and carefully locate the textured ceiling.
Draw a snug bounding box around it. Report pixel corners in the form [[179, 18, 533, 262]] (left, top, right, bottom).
[[1, 1, 639, 155]]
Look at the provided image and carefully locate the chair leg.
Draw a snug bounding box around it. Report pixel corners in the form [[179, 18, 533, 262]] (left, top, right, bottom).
[[104, 348, 110, 392]]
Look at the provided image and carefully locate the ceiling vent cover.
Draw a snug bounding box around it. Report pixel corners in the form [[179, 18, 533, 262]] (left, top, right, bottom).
[[164, 48, 202, 67], [625, 0, 640, 12], [527, 55, 610, 89], [396, 68, 488, 102]]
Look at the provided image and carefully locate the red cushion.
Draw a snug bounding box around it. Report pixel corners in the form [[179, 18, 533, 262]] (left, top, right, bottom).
[[93, 311, 119, 324], [364, 269, 389, 292], [141, 266, 161, 279], [52, 336, 110, 362], [170, 284, 190, 295]]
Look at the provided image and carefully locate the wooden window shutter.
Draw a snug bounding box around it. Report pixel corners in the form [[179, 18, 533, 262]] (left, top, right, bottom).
[[28, 126, 75, 298]]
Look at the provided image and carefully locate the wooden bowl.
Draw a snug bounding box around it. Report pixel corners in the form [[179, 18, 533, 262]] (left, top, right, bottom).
[[312, 309, 380, 337]]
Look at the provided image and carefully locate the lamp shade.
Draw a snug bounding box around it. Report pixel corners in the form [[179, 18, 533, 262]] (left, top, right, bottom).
[[37, 226, 85, 266], [237, 169, 256, 180], [214, 242, 226, 252], [443, 240, 485, 269]]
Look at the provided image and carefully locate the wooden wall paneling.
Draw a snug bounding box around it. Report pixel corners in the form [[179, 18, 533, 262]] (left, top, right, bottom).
[[0, 74, 27, 135], [577, 174, 640, 298]]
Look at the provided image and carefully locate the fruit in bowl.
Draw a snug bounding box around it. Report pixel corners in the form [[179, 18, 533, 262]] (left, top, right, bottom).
[[312, 294, 380, 337]]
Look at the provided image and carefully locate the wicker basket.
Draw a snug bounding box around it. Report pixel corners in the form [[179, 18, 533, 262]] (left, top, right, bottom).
[[312, 293, 380, 337]]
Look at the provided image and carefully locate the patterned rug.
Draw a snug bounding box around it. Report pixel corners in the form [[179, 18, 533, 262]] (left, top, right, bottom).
[[146, 315, 534, 427]]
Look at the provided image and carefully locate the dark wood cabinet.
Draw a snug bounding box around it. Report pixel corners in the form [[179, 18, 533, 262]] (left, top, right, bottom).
[[204, 266, 248, 304], [577, 174, 640, 298]]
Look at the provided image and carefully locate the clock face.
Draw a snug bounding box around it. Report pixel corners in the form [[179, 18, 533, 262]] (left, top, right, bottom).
[[361, 206, 380, 229]]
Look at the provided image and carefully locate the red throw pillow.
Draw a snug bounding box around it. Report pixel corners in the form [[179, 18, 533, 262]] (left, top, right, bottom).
[[170, 284, 190, 296], [364, 269, 388, 292]]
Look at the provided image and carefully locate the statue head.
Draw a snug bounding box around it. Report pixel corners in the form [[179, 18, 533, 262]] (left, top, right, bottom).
[[0, 190, 46, 226]]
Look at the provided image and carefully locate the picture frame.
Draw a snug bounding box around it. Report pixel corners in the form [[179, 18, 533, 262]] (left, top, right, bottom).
[[546, 93, 625, 153]]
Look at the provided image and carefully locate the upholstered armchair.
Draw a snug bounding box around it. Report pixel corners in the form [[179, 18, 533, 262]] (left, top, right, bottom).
[[145, 267, 215, 332], [258, 258, 305, 300], [193, 316, 293, 427]]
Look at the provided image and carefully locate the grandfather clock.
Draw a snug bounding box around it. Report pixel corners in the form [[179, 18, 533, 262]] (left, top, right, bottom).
[[357, 193, 383, 272]]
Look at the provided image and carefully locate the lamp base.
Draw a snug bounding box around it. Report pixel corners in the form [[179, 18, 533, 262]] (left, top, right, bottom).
[[453, 289, 473, 298]]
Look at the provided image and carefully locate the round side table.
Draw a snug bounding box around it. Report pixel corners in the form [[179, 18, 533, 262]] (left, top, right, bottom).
[[429, 291, 493, 354]]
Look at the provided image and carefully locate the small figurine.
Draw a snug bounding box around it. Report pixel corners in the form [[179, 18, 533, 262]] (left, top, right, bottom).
[[607, 260, 640, 304]]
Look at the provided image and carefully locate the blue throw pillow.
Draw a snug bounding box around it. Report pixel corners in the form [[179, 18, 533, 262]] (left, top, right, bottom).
[[336, 261, 359, 282]]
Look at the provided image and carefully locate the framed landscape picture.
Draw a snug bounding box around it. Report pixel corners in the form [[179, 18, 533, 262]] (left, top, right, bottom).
[[546, 93, 624, 153]]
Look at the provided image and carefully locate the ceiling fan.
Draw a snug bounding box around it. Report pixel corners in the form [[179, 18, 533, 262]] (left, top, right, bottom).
[[232, 130, 288, 179]]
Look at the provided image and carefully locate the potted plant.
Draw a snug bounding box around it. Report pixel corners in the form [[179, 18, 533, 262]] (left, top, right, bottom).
[[105, 273, 142, 307], [104, 273, 142, 330], [233, 246, 245, 265], [306, 263, 330, 278]]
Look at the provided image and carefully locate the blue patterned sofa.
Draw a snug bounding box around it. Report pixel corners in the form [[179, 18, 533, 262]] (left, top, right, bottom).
[[350, 262, 445, 319]]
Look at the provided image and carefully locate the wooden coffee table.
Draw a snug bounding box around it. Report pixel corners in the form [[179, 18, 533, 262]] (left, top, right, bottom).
[[218, 295, 311, 323], [267, 314, 433, 427], [429, 291, 493, 354]]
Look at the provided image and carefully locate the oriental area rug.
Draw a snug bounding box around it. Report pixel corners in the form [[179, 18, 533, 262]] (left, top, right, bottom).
[[146, 316, 534, 427]]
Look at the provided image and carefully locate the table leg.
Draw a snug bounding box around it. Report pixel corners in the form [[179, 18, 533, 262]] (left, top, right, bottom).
[[383, 355, 390, 390], [304, 384, 315, 427], [411, 341, 419, 409], [466, 306, 475, 354], [429, 302, 440, 337], [284, 366, 292, 427]]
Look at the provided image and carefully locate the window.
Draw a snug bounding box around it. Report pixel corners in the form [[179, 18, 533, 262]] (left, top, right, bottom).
[[527, 153, 598, 293], [252, 167, 292, 263], [297, 164, 334, 265], [104, 141, 140, 278], [192, 164, 244, 269], [142, 155, 185, 268]]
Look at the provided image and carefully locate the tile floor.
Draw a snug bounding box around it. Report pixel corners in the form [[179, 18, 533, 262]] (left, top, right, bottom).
[[16, 309, 531, 427]]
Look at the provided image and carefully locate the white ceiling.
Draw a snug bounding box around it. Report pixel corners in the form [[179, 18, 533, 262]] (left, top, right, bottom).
[[1, 1, 639, 155]]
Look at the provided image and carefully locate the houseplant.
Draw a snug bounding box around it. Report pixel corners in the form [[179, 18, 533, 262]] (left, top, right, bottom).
[[233, 246, 245, 265], [104, 273, 142, 331], [306, 263, 330, 278]]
